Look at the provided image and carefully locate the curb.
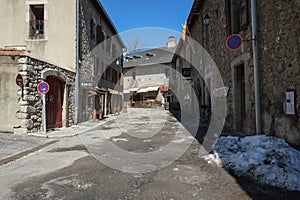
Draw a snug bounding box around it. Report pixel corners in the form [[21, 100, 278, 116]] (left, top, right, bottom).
[[28, 113, 120, 138]]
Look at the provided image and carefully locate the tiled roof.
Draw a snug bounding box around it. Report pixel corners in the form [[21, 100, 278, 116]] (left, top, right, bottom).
[[123, 46, 176, 68], [0, 48, 25, 56]]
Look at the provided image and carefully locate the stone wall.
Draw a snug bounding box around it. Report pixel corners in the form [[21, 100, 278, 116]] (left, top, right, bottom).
[[183, 0, 300, 147], [258, 0, 300, 147], [77, 0, 124, 122], [14, 56, 75, 134]]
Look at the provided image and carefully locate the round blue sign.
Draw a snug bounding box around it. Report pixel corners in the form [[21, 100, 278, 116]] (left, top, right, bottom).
[[37, 81, 50, 94], [226, 34, 243, 50]]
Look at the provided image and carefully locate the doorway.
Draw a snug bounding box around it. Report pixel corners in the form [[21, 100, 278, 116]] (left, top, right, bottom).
[[234, 63, 246, 132], [46, 76, 64, 129]]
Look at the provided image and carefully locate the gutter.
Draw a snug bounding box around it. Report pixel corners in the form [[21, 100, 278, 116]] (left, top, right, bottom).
[[251, 0, 262, 134], [75, 0, 80, 124]]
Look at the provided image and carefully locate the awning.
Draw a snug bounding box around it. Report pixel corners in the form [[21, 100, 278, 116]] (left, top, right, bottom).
[[128, 88, 139, 92], [123, 90, 130, 94], [147, 86, 160, 92], [137, 86, 160, 93], [137, 88, 149, 93], [108, 88, 122, 95]]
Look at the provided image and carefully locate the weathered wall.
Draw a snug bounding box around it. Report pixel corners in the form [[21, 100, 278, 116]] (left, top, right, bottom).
[[14, 56, 75, 134], [183, 0, 299, 147], [78, 0, 124, 122], [0, 56, 21, 132], [0, 0, 77, 71], [258, 0, 300, 147], [124, 64, 170, 90]]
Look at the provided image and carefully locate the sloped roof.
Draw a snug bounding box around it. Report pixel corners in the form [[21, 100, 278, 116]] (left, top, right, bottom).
[[123, 46, 176, 68]]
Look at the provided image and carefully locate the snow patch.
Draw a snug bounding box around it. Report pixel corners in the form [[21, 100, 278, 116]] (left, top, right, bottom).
[[203, 135, 300, 191]]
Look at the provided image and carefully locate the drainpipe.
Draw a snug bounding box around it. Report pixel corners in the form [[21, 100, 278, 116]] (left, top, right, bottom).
[[75, 0, 80, 124], [251, 0, 262, 134]]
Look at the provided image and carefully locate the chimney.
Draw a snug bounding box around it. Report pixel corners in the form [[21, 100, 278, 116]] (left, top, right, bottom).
[[166, 36, 176, 47]]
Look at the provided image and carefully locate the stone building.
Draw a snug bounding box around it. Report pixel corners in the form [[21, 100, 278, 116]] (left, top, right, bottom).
[[123, 37, 176, 108], [172, 0, 300, 148], [78, 0, 125, 122], [0, 0, 124, 133]]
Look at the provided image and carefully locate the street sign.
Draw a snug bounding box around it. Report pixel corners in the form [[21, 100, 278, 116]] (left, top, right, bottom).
[[16, 74, 23, 86], [226, 34, 243, 50], [37, 81, 50, 94]]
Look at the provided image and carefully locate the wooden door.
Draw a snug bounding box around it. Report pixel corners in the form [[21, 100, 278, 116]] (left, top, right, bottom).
[[46, 76, 64, 129]]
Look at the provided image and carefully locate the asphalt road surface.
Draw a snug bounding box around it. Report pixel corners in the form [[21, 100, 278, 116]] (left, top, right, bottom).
[[1, 108, 299, 199]]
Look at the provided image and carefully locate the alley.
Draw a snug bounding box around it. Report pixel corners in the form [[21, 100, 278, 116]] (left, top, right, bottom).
[[0, 107, 253, 200]]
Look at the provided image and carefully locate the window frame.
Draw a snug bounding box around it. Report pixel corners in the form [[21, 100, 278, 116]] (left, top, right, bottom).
[[27, 2, 47, 40]]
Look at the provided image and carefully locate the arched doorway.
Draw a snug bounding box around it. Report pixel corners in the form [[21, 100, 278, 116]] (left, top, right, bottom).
[[46, 76, 64, 129]]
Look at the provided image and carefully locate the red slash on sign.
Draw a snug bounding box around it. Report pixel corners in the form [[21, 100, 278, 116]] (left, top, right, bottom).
[[37, 81, 50, 94], [226, 34, 243, 50]]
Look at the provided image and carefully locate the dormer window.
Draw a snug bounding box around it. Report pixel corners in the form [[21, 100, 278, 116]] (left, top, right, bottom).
[[146, 52, 155, 59], [29, 4, 44, 39], [133, 55, 142, 60]]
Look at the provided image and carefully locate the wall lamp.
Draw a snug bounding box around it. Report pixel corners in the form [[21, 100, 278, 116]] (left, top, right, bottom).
[[203, 8, 218, 26]]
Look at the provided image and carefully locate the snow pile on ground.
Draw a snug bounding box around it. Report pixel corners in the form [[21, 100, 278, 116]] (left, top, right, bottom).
[[203, 135, 300, 191]]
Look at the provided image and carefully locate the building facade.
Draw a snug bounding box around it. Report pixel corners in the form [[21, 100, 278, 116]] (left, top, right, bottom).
[[123, 37, 177, 108], [78, 0, 125, 122], [173, 0, 300, 148], [0, 0, 124, 133]]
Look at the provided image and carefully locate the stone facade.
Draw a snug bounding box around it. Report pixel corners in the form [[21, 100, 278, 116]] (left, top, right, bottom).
[[77, 0, 124, 122], [174, 0, 300, 148], [0, 0, 124, 133], [14, 56, 75, 134]]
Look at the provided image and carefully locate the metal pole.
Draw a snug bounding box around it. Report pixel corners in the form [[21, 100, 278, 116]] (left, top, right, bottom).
[[75, 0, 80, 124], [43, 94, 47, 134], [251, 0, 262, 134]]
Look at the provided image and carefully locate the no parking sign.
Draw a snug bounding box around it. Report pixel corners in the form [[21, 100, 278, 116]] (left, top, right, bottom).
[[226, 34, 243, 50], [37, 81, 50, 94]]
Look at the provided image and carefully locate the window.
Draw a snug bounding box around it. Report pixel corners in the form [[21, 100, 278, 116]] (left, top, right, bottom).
[[106, 36, 111, 54], [226, 0, 250, 35], [146, 52, 155, 59], [240, 0, 249, 29], [182, 68, 192, 79], [96, 25, 104, 44], [112, 44, 117, 58], [29, 4, 44, 39], [132, 72, 136, 80], [165, 68, 170, 78], [90, 19, 96, 41]]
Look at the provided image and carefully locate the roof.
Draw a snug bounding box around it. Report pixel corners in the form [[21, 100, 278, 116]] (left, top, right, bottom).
[[123, 46, 176, 68], [0, 48, 25, 56]]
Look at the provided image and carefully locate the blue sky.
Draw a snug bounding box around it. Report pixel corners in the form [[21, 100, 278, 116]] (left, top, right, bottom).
[[100, 0, 194, 49]]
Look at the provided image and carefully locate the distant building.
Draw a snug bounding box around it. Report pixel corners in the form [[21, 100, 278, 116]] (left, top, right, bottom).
[[123, 36, 176, 108], [0, 0, 124, 133], [172, 0, 300, 148]]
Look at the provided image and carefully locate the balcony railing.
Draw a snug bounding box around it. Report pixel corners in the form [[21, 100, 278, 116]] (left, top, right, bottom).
[[29, 20, 44, 39]]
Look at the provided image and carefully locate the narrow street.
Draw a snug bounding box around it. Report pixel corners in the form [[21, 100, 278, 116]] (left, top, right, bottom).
[[0, 107, 250, 200], [0, 108, 298, 199]]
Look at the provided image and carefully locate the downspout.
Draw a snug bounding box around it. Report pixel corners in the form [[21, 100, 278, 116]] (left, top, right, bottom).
[[75, 0, 80, 124], [251, 0, 262, 134]]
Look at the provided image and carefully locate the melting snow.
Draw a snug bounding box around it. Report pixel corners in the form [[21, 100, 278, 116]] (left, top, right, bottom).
[[203, 135, 300, 191]]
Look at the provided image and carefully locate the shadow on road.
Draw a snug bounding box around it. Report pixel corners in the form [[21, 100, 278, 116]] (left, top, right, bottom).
[[169, 108, 300, 200]]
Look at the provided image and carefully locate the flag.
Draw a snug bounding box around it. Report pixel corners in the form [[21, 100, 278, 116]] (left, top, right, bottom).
[[181, 22, 195, 54], [181, 22, 187, 46]]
